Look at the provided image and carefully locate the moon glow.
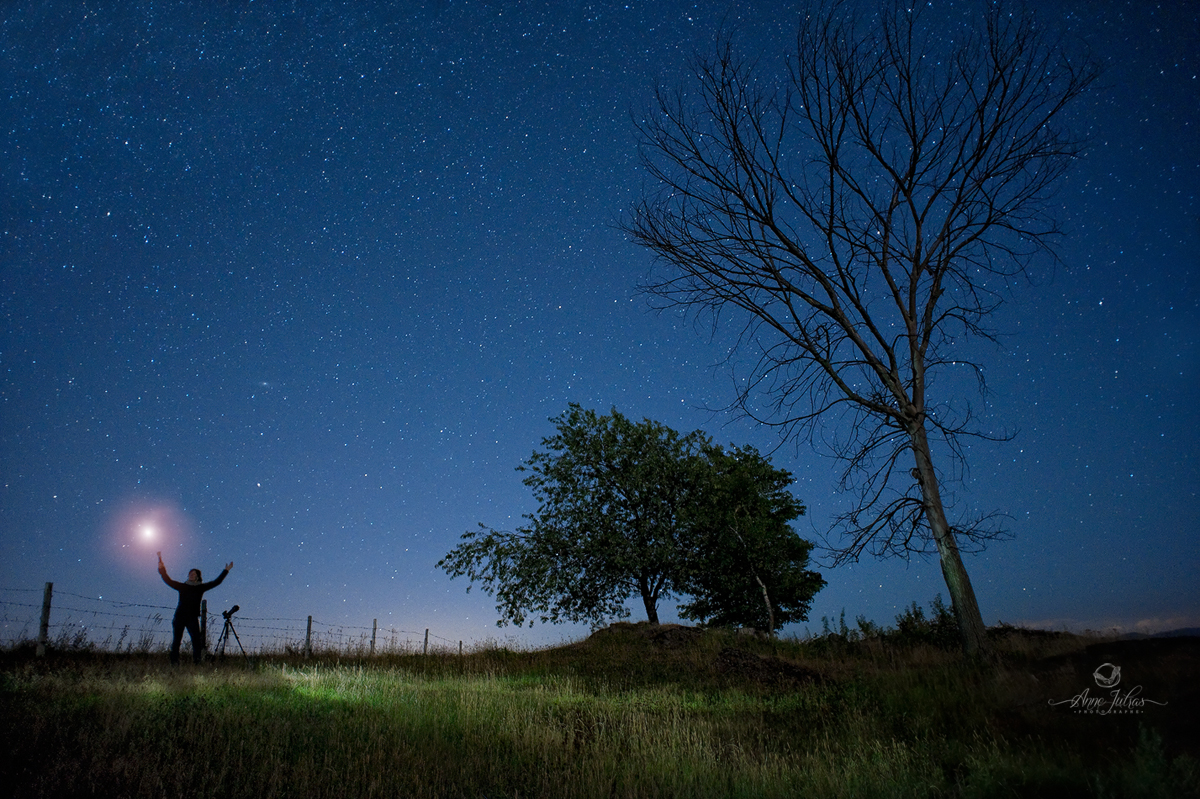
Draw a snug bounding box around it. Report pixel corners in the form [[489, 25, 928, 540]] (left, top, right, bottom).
[[106, 499, 194, 565]]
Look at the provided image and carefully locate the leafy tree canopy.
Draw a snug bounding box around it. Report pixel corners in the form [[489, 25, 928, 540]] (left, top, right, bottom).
[[438, 404, 710, 627], [438, 405, 824, 631], [679, 445, 826, 632]]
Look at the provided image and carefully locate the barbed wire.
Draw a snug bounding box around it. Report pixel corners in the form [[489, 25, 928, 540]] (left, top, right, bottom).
[[0, 585, 464, 653]]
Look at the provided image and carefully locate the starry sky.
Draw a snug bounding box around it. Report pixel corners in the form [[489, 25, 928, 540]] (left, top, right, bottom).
[[2, 0, 1197, 650]]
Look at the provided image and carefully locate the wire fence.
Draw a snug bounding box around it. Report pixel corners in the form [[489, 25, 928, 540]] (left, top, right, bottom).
[[0, 584, 465, 657]]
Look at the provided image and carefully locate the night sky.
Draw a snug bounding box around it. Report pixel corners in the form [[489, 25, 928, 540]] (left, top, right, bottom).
[[2, 0, 1197, 651]]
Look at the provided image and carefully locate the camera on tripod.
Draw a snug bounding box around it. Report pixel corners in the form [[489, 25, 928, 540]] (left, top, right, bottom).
[[214, 603, 251, 664]]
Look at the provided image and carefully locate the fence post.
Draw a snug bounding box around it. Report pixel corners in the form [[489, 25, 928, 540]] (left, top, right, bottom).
[[423, 628, 429, 656], [36, 582, 53, 658], [370, 619, 377, 655], [304, 616, 313, 658], [459, 640, 463, 657], [200, 599, 208, 657]]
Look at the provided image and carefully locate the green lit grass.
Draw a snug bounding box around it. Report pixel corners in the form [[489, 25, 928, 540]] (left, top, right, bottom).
[[1, 626, 1196, 798]]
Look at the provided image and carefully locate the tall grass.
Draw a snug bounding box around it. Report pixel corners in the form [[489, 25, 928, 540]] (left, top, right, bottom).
[[1, 624, 1196, 798]]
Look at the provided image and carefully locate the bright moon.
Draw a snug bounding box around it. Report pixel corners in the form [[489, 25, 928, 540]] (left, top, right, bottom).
[[106, 498, 194, 564]]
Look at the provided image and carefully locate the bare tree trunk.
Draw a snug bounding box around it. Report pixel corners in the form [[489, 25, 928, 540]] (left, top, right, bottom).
[[911, 424, 990, 656], [733, 522, 776, 636], [751, 572, 775, 637]]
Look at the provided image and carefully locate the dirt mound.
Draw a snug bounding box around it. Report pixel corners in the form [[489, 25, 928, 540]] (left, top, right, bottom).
[[574, 622, 829, 689], [714, 646, 825, 688], [586, 621, 705, 648]]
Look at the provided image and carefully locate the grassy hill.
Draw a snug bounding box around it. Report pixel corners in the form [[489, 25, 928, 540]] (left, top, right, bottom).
[[1, 623, 1196, 798]]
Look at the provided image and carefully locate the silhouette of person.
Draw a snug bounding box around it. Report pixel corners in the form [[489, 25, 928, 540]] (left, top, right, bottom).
[[158, 553, 233, 665]]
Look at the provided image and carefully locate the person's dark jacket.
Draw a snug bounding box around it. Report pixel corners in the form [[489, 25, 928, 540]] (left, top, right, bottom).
[[161, 569, 228, 620]]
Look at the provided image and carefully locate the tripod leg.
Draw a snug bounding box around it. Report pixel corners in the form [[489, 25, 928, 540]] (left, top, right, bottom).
[[216, 620, 231, 658], [227, 621, 251, 664]]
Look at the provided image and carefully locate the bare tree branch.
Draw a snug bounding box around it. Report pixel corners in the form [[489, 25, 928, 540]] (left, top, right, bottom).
[[626, 0, 1097, 655]]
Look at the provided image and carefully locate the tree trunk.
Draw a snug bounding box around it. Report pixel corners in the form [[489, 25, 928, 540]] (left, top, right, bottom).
[[910, 424, 991, 656], [642, 595, 660, 624], [732, 522, 775, 636], [639, 577, 660, 624], [751, 572, 775, 637]]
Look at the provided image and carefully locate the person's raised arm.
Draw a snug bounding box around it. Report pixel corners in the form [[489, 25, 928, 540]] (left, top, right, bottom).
[[203, 562, 233, 590], [158, 553, 183, 588]]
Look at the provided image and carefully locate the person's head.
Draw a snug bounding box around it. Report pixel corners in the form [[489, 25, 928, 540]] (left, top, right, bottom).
[[187, 569, 201, 583]]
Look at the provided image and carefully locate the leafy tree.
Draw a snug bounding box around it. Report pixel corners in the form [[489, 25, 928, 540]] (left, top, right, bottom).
[[438, 404, 711, 627], [625, 1, 1096, 654], [439, 407, 824, 631], [679, 445, 825, 634]]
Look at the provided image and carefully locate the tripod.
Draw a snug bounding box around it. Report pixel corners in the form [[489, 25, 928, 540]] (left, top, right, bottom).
[[214, 604, 251, 664]]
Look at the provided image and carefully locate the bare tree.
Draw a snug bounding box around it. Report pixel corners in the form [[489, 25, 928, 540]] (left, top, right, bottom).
[[626, 1, 1096, 655]]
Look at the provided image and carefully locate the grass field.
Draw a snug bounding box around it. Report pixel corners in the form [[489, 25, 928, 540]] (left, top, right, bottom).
[[1, 621, 1197, 798]]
